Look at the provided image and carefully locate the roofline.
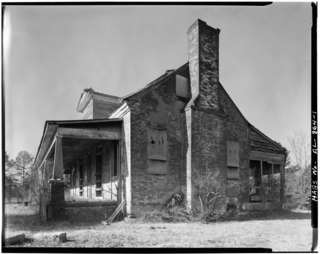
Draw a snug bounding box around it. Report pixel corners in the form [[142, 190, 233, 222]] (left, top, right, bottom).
[[44, 118, 123, 125], [218, 82, 248, 125], [33, 122, 56, 168], [76, 89, 122, 113], [123, 62, 189, 100], [219, 82, 286, 152], [248, 123, 287, 152]]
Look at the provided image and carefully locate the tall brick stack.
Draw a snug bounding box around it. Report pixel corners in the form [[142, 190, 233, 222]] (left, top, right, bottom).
[[186, 19, 249, 211]]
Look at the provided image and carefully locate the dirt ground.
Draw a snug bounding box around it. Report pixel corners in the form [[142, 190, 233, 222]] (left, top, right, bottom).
[[3, 203, 312, 251]]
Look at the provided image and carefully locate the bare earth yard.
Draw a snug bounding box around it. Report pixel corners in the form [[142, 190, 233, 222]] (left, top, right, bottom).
[[3, 204, 312, 251]]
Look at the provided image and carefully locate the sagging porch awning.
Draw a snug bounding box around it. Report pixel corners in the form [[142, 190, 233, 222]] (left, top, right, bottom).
[[34, 119, 123, 180]]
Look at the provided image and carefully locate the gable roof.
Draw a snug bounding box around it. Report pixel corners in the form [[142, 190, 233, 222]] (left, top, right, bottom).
[[108, 61, 286, 153], [77, 87, 122, 113]]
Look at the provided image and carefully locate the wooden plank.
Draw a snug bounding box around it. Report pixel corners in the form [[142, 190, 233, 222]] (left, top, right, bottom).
[[58, 127, 120, 140], [147, 128, 167, 160], [250, 150, 285, 164], [106, 199, 127, 224], [37, 136, 57, 172], [65, 200, 117, 207], [249, 129, 284, 152], [227, 141, 239, 167]]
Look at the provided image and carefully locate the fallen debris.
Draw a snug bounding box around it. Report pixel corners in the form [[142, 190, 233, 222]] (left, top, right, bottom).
[[54, 233, 68, 243], [102, 200, 127, 225], [165, 192, 185, 209], [5, 234, 26, 246], [59, 233, 67, 243]]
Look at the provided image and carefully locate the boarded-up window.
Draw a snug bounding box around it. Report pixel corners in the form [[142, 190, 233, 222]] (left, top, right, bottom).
[[147, 128, 167, 161], [147, 127, 167, 174], [227, 167, 239, 180], [148, 160, 168, 175], [227, 141, 239, 167]]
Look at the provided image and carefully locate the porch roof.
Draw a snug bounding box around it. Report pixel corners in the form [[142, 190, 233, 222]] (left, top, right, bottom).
[[34, 119, 123, 170]]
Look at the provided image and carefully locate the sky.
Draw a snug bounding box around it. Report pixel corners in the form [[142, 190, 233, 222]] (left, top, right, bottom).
[[3, 3, 312, 160]]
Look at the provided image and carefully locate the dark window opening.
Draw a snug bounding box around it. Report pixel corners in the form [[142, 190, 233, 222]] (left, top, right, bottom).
[[79, 162, 84, 196], [112, 141, 118, 177], [249, 160, 281, 203], [249, 160, 262, 202], [96, 151, 102, 197], [96, 190, 102, 197], [87, 154, 92, 184]]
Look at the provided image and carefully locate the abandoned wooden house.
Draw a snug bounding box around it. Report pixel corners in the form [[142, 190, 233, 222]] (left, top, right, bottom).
[[34, 19, 287, 221]]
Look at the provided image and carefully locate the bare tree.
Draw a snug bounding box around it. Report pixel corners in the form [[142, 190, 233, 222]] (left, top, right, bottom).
[[287, 131, 311, 194], [15, 151, 34, 201], [15, 151, 34, 187], [288, 131, 310, 169]]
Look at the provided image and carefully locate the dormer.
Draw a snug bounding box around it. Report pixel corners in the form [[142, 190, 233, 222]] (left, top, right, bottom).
[[76, 88, 122, 119]]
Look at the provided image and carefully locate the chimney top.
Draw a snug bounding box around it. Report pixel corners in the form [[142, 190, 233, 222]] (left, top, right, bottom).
[[187, 19, 220, 34]]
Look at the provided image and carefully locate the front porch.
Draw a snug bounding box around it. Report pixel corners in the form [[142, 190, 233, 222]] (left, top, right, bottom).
[[34, 119, 124, 222], [241, 150, 286, 211]]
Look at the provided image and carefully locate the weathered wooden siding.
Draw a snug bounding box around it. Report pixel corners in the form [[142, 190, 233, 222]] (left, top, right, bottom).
[[93, 99, 120, 119], [249, 128, 284, 154]]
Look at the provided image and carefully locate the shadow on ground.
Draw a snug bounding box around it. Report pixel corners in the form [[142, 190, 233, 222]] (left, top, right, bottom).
[[238, 209, 311, 221], [5, 210, 103, 234]]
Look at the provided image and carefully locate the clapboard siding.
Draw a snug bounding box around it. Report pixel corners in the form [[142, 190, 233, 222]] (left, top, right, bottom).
[[93, 99, 120, 119], [249, 128, 284, 154]]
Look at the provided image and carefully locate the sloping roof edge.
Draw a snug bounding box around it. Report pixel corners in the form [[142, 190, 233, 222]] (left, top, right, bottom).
[[77, 88, 122, 113], [123, 62, 189, 101], [248, 123, 287, 152], [219, 82, 286, 152]]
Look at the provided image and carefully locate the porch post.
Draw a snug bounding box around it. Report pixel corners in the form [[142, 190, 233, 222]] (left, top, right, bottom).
[[40, 160, 51, 222], [280, 163, 285, 206], [260, 161, 264, 203], [53, 135, 64, 180], [270, 163, 275, 209], [50, 135, 66, 220]]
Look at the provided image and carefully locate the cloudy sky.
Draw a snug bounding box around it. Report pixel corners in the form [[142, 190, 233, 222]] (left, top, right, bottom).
[[4, 3, 311, 159]]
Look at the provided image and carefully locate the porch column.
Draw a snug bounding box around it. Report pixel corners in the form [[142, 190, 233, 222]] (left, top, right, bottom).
[[271, 163, 274, 202], [280, 163, 285, 205], [50, 135, 66, 220], [260, 160, 263, 197], [53, 135, 64, 180], [40, 159, 51, 222]]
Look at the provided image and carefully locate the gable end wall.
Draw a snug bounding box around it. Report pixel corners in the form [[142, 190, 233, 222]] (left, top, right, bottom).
[[127, 69, 189, 215]]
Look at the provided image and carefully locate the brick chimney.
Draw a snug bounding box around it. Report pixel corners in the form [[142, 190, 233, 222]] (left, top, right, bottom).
[[187, 19, 220, 110]]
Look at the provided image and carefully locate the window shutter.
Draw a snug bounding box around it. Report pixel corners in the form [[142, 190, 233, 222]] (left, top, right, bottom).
[[227, 141, 239, 167]]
